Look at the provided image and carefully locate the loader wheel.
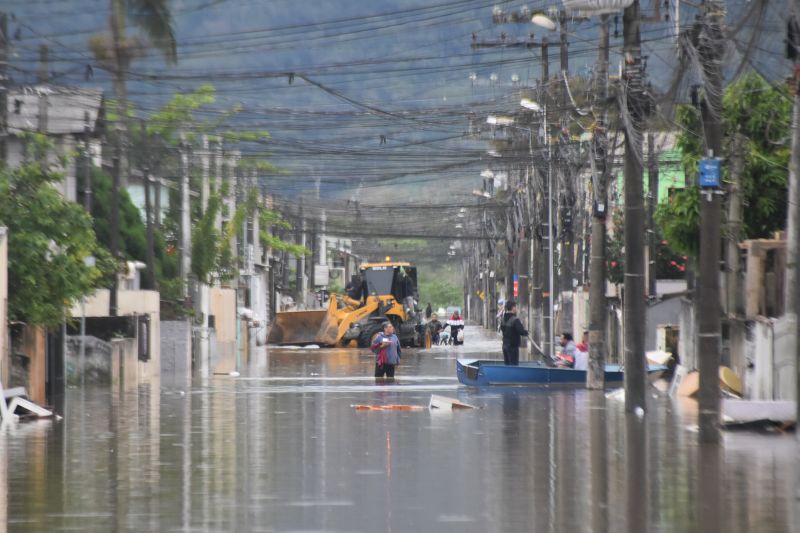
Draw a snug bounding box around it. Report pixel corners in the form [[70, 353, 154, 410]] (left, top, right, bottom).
[[358, 323, 384, 348]]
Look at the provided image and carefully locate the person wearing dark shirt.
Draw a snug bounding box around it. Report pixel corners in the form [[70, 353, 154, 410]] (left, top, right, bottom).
[[425, 303, 432, 319], [427, 313, 444, 344], [500, 300, 528, 366]]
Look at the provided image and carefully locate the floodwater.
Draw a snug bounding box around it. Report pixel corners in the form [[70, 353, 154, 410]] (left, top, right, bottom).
[[3, 326, 799, 532]]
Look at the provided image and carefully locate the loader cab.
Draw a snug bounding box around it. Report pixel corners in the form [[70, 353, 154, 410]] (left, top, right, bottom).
[[360, 263, 418, 302]]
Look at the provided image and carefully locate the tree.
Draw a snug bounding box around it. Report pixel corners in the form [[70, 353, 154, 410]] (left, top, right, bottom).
[[89, 0, 177, 121], [133, 86, 305, 288], [0, 138, 113, 326], [656, 73, 791, 256], [418, 265, 463, 310]]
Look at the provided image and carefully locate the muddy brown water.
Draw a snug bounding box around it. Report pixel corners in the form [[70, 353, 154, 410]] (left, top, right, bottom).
[[4, 326, 798, 532]]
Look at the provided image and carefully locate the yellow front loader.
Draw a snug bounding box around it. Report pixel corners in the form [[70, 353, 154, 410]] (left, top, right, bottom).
[[267, 262, 429, 348]]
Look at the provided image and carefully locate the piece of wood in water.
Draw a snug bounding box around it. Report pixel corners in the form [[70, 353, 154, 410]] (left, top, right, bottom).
[[429, 394, 477, 410]]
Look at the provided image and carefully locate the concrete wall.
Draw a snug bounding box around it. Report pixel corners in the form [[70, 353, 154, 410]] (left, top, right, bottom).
[[0, 228, 7, 388], [6, 136, 79, 202], [747, 315, 797, 401], [69, 289, 160, 384], [678, 298, 696, 369], [210, 288, 236, 343], [118, 290, 160, 382], [161, 320, 192, 388], [571, 288, 589, 341], [209, 287, 236, 374], [9, 325, 46, 405], [70, 289, 111, 317], [65, 335, 112, 385], [645, 297, 682, 352], [109, 338, 140, 393]]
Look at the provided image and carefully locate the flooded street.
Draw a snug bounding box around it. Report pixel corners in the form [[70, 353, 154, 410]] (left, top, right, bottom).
[[4, 326, 798, 532]]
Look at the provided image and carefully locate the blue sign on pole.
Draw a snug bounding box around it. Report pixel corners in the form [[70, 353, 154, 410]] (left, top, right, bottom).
[[699, 159, 721, 188]]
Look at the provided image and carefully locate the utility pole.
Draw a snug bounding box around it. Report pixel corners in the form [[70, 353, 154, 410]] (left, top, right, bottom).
[[110, 0, 129, 188], [37, 46, 48, 135], [179, 137, 191, 296], [588, 15, 610, 390], [647, 131, 659, 298], [726, 134, 744, 315], [83, 112, 92, 212], [139, 120, 156, 290], [546, 109, 555, 356], [214, 140, 224, 231], [558, 10, 575, 336], [622, 0, 647, 413], [201, 135, 210, 213], [785, 3, 800, 422], [0, 12, 8, 164], [295, 202, 305, 304], [696, 0, 725, 443], [110, 152, 121, 316]]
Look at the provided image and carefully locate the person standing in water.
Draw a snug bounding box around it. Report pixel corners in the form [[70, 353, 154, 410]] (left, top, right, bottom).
[[500, 299, 528, 365], [371, 322, 401, 380]]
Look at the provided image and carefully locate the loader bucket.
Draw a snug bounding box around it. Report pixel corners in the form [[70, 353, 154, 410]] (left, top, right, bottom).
[[315, 311, 344, 347], [267, 309, 331, 345]]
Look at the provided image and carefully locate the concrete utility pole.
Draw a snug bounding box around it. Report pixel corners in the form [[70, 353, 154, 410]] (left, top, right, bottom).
[[785, 1, 800, 420], [295, 202, 305, 304], [558, 11, 575, 336], [622, 0, 647, 413], [0, 13, 8, 164], [696, 0, 725, 443], [37, 46, 48, 137], [726, 134, 745, 316], [588, 15, 610, 390], [139, 120, 156, 290], [201, 135, 210, 213], [83, 112, 92, 212], [179, 137, 191, 295], [647, 132, 659, 298], [214, 140, 223, 232], [110, 0, 130, 188], [110, 153, 121, 316]]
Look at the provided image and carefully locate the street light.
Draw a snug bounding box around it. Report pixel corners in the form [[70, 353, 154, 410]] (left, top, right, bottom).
[[531, 13, 556, 31], [486, 115, 515, 126], [520, 98, 542, 112]]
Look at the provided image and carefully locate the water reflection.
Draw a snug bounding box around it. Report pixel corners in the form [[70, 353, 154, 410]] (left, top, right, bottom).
[[589, 391, 608, 533], [1, 327, 797, 532], [625, 414, 648, 533]]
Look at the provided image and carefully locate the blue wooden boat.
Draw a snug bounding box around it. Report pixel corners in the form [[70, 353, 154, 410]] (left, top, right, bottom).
[[456, 358, 666, 387]]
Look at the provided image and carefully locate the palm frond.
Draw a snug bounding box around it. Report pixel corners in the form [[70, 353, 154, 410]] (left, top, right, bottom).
[[126, 0, 177, 64]]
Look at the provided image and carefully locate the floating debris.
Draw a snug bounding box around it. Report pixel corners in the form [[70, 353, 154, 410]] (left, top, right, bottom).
[[428, 394, 477, 410], [352, 404, 426, 411]]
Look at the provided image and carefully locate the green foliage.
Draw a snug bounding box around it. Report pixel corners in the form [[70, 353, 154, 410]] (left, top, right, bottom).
[[90, 167, 147, 261], [657, 72, 791, 258], [259, 206, 307, 257], [655, 186, 701, 258], [147, 84, 216, 141], [191, 195, 221, 284], [417, 266, 463, 310], [723, 74, 791, 237], [0, 151, 113, 326], [126, 0, 178, 64], [608, 208, 689, 284]]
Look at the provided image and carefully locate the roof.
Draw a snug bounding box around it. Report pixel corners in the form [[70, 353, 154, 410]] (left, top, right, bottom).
[[7, 86, 103, 136]]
